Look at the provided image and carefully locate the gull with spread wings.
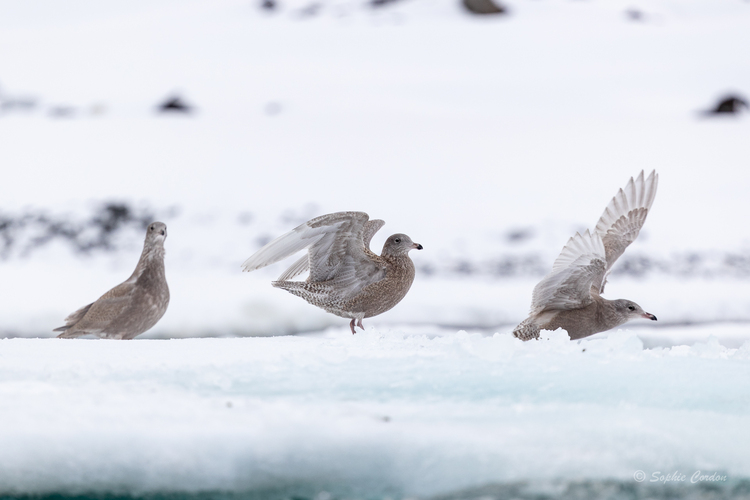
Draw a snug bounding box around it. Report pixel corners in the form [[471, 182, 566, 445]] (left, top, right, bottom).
[[242, 212, 422, 334], [513, 171, 659, 341]]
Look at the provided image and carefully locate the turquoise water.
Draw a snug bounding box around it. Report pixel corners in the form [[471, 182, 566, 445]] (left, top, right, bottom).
[[3, 479, 750, 500]]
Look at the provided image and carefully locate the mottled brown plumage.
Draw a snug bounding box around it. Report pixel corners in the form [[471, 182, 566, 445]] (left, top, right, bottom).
[[54, 222, 170, 340], [513, 171, 658, 341], [242, 212, 422, 334]]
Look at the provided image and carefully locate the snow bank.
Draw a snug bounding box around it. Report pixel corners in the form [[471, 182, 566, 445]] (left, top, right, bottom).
[[1, 329, 749, 496]]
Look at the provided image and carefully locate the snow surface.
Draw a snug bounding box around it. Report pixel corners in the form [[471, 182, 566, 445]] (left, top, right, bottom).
[[2, 329, 750, 497]]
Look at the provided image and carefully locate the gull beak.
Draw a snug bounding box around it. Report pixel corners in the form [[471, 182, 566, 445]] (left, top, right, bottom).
[[412, 243, 423, 250], [642, 312, 657, 321]]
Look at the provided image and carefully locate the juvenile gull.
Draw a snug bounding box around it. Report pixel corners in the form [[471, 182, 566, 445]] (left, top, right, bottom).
[[513, 171, 658, 341], [241, 211, 423, 334], [54, 222, 170, 339]]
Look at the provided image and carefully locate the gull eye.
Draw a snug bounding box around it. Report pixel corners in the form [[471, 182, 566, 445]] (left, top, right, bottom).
[[394, 238, 401, 243], [628, 305, 635, 311]]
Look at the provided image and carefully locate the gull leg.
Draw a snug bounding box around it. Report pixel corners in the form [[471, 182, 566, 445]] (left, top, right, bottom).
[[356, 318, 364, 331], [349, 319, 356, 335]]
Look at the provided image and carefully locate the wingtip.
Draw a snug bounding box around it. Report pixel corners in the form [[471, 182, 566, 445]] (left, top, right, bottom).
[[240, 255, 270, 273], [643, 169, 659, 210]]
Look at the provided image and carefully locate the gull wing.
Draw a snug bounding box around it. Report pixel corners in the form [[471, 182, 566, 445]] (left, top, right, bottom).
[[276, 218, 386, 282], [243, 212, 386, 301], [55, 279, 136, 336], [53, 302, 94, 332], [363, 219, 385, 251], [594, 170, 658, 292], [241, 215, 332, 273], [276, 254, 310, 282], [530, 230, 607, 315]]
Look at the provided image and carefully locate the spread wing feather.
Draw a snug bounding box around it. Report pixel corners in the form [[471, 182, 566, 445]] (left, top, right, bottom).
[[277, 255, 310, 282], [241, 217, 332, 273], [363, 219, 385, 251], [527, 170, 658, 316], [530, 230, 607, 315], [275, 218, 386, 282], [593, 170, 658, 292], [242, 211, 386, 302]]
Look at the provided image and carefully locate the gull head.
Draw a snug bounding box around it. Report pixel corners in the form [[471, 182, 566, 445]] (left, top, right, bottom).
[[382, 233, 423, 257], [145, 221, 168, 246], [613, 299, 657, 323]]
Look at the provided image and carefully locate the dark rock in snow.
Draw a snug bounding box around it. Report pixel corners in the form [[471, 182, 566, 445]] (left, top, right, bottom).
[[157, 95, 193, 114], [296, 3, 322, 17], [0, 97, 36, 113], [625, 8, 645, 21], [506, 228, 534, 244], [703, 95, 748, 115], [371, 0, 402, 8], [0, 84, 37, 114], [48, 106, 76, 118], [462, 0, 507, 15], [0, 202, 159, 259]]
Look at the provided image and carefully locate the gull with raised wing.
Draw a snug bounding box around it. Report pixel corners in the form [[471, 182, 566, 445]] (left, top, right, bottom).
[[513, 171, 659, 341], [242, 211, 423, 334], [54, 222, 170, 339]]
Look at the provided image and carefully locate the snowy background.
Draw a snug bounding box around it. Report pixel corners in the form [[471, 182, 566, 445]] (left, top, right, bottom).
[[1, 0, 749, 498]]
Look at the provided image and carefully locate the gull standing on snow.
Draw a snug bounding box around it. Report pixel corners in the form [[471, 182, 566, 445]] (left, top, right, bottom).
[[513, 171, 659, 341], [54, 222, 170, 339], [242, 212, 423, 334]]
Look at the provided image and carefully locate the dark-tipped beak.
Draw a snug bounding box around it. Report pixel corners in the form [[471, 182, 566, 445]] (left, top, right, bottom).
[[413, 243, 423, 250], [643, 313, 657, 321]]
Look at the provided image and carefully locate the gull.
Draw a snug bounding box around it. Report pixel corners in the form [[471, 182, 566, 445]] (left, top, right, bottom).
[[54, 222, 169, 339], [242, 211, 422, 334], [513, 171, 658, 341]]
